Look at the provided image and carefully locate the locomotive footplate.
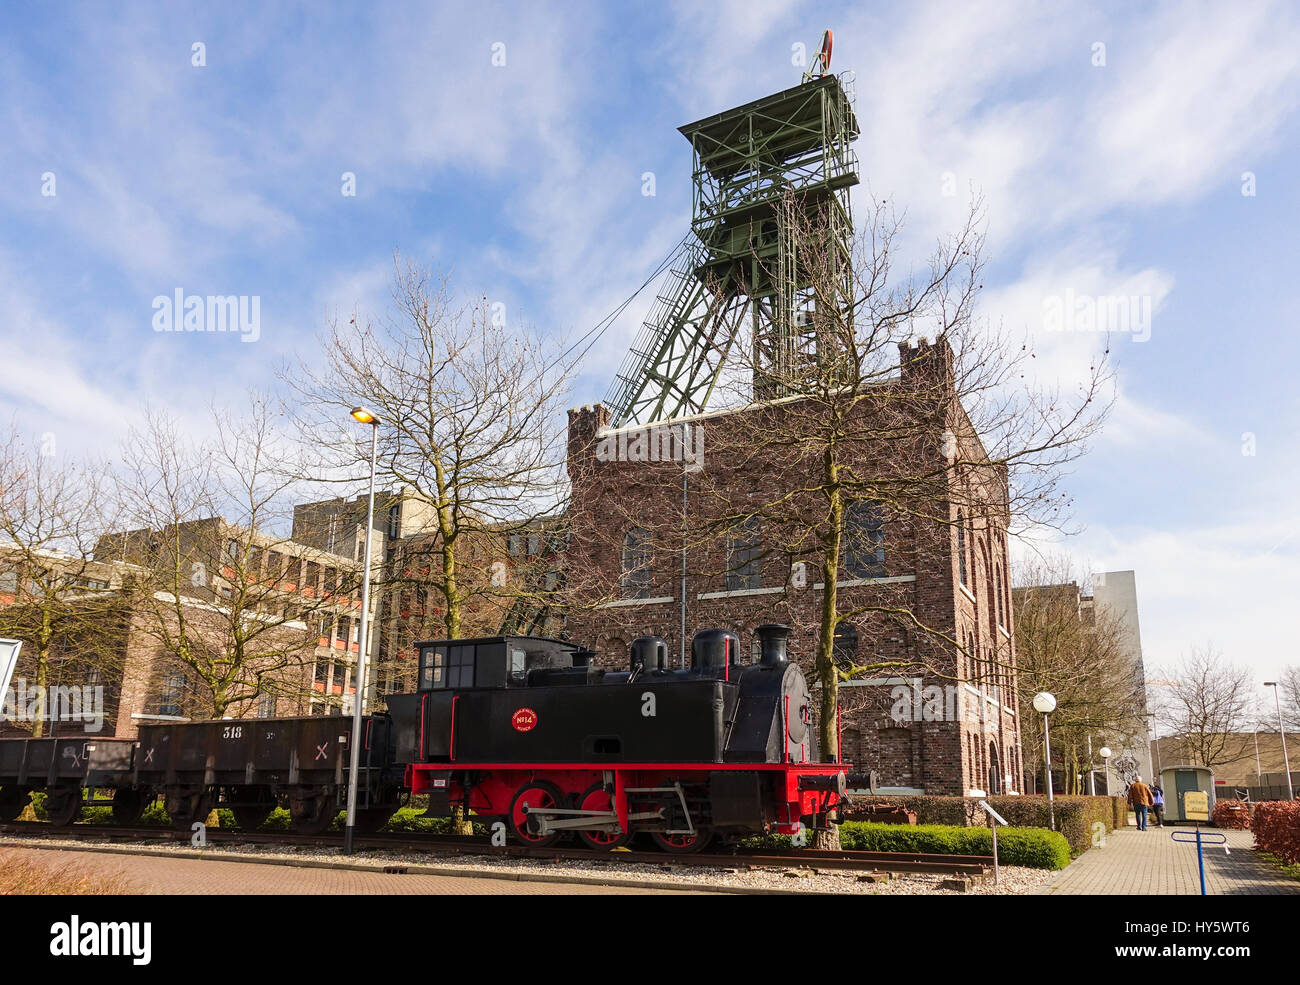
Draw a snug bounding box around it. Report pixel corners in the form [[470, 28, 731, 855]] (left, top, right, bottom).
[[407, 761, 848, 842]]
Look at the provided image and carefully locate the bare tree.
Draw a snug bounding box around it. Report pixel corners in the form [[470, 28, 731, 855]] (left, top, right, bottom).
[[1155, 644, 1253, 768], [285, 255, 574, 650], [1275, 665, 1300, 733], [589, 194, 1111, 773], [110, 398, 354, 719], [0, 426, 125, 735]]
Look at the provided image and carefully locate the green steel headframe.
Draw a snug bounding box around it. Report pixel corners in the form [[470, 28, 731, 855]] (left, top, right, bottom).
[[604, 72, 860, 427]]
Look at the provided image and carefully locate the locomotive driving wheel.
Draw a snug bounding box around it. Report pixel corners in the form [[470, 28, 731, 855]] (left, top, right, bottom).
[[508, 781, 566, 848], [575, 783, 630, 850], [650, 828, 714, 854]]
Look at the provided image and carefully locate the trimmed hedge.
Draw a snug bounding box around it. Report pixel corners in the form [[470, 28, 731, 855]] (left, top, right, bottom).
[[839, 821, 1071, 869], [866, 795, 1121, 855], [1212, 799, 1252, 830], [1252, 801, 1300, 864]]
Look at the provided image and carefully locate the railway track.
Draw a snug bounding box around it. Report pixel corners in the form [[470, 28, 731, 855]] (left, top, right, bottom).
[[0, 821, 991, 877]]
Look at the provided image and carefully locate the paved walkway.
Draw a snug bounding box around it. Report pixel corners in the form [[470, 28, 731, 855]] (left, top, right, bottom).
[[1040, 825, 1300, 895], [0, 845, 703, 895]]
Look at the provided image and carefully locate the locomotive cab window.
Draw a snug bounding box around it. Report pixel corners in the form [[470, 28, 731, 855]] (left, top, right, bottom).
[[509, 647, 527, 682], [419, 646, 446, 689], [446, 644, 475, 688]]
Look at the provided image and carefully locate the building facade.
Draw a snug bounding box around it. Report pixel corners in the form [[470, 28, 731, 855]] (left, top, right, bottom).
[[560, 338, 1023, 796]]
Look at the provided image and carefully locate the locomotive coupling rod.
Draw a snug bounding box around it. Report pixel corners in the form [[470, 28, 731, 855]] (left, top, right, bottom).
[[624, 783, 695, 835]]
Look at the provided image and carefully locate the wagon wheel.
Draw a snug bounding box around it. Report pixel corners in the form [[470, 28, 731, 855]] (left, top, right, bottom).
[[288, 792, 338, 834], [0, 785, 31, 822], [349, 807, 397, 836], [228, 784, 277, 830], [575, 783, 630, 850], [650, 827, 714, 854], [45, 786, 84, 827], [111, 787, 152, 825], [508, 781, 566, 848], [166, 789, 214, 831]]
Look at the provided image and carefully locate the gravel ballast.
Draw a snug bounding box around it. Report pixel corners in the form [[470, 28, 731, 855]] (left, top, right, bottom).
[[0, 833, 1056, 895]]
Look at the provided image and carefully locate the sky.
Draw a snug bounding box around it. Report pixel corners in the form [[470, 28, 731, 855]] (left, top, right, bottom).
[[2, 0, 1299, 691]]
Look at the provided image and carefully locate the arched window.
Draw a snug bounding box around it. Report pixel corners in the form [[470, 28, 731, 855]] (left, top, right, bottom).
[[620, 527, 651, 599], [982, 540, 996, 635], [956, 511, 968, 586], [844, 501, 886, 578], [988, 741, 1002, 794], [725, 518, 761, 591]]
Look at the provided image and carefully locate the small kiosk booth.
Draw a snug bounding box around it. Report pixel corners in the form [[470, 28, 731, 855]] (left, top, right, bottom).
[[1159, 765, 1216, 823]]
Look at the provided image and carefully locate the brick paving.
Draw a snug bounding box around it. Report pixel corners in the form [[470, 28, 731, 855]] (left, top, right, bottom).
[[0, 845, 704, 895], [1039, 825, 1300, 895]]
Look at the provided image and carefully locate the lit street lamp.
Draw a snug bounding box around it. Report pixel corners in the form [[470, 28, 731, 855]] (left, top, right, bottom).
[[1032, 691, 1057, 830], [344, 406, 380, 855], [1263, 681, 1294, 801]]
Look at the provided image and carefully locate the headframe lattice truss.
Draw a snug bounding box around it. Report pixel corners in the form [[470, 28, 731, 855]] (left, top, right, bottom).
[[604, 73, 860, 428]]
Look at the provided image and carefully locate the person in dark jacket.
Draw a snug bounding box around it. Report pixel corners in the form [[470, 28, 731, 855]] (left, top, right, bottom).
[[1151, 784, 1166, 827]]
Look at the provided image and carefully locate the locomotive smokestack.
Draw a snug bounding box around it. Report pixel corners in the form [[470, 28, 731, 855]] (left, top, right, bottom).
[[755, 624, 790, 666]]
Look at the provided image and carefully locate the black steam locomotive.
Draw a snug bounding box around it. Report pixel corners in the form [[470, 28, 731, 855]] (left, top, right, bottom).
[[0, 625, 849, 853], [389, 623, 847, 851]]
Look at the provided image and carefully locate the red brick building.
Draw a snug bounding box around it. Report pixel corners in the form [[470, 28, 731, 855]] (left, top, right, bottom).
[[560, 338, 1024, 796]]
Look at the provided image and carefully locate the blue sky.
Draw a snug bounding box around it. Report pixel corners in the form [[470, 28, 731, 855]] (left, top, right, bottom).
[[2, 1, 1299, 689]]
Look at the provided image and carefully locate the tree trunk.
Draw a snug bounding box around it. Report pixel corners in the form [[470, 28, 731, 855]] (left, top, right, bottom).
[[451, 804, 473, 836], [32, 609, 52, 737], [815, 452, 844, 763]]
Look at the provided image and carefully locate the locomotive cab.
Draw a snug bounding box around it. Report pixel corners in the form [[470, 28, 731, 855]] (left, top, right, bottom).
[[415, 635, 584, 691]]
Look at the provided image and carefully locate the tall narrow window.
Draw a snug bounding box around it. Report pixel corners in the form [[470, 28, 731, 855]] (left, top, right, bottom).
[[621, 527, 651, 599], [956, 511, 968, 586], [158, 671, 187, 717], [725, 518, 761, 591], [995, 562, 1005, 628], [844, 501, 886, 578]]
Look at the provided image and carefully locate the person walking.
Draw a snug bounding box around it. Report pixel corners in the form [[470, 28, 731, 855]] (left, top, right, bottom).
[[1151, 784, 1166, 827], [1127, 775, 1155, 830]]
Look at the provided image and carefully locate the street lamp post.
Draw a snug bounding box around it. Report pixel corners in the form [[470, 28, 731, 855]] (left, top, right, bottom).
[[1264, 682, 1294, 801], [1150, 715, 1161, 777], [1088, 735, 1095, 796], [1032, 692, 1057, 830], [344, 406, 380, 855], [1100, 746, 1112, 797]]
